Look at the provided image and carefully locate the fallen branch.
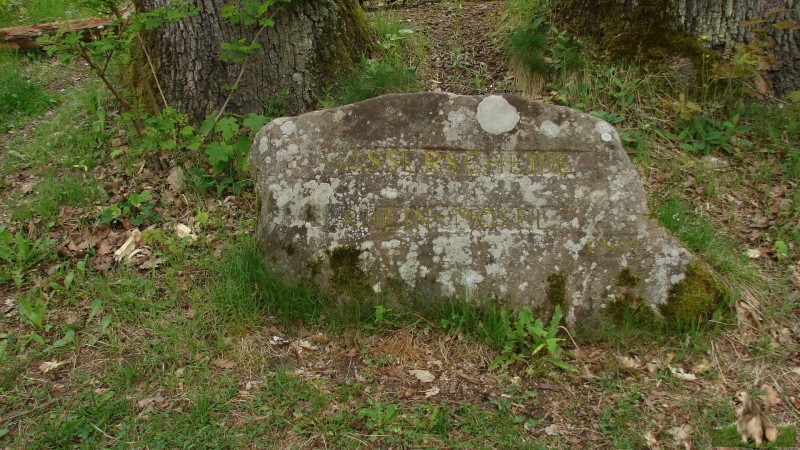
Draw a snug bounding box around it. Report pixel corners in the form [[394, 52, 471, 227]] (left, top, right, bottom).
[[0, 16, 119, 50]]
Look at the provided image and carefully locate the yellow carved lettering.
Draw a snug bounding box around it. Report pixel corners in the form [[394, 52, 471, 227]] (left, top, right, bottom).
[[413, 208, 430, 229], [454, 209, 474, 227], [343, 208, 358, 228], [367, 149, 383, 172], [385, 149, 401, 172], [401, 150, 417, 173], [424, 150, 442, 174], [444, 152, 461, 174], [485, 153, 504, 174], [558, 153, 575, 174], [346, 151, 363, 171], [382, 207, 400, 230], [477, 209, 496, 229], [496, 208, 520, 229], [540, 153, 557, 173], [464, 152, 482, 174]]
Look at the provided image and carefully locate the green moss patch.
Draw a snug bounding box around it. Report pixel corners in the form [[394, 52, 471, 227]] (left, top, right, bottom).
[[325, 246, 371, 299], [659, 262, 723, 327]]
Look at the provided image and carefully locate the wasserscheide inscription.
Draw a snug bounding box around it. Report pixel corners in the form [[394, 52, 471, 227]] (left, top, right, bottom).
[[324, 148, 578, 175], [341, 206, 549, 232], [323, 148, 574, 232]]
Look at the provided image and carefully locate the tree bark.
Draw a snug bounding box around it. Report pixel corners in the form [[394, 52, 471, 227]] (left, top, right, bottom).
[[565, 0, 799, 96], [674, 0, 799, 97], [132, 0, 372, 122]]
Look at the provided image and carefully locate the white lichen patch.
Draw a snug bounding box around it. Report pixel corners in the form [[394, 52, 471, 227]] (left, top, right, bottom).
[[476, 95, 520, 135]]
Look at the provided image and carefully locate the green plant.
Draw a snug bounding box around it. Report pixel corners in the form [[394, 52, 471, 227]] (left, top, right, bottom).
[[331, 56, 421, 105], [0, 54, 56, 128], [359, 398, 400, 433], [98, 189, 161, 227], [663, 113, 753, 155], [0, 227, 56, 286], [507, 18, 549, 76], [488, 304, 577, 372]]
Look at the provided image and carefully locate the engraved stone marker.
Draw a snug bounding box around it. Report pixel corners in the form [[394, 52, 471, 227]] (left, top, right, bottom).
[[250, 93, 693, 326]]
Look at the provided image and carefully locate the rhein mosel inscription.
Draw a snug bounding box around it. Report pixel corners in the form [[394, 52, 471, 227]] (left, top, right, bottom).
[[250, 93, 693, 326]]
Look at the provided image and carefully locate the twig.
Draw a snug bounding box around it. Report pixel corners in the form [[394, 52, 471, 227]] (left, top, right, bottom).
[[0, 398, 58, 424], [90, 422, 119, 444], [205, 6, 284, 138]]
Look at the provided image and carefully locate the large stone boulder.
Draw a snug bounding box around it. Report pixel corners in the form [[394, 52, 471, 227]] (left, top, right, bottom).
[[249, 93, 694, 326]]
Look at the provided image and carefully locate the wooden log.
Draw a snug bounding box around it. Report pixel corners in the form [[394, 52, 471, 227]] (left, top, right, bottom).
[[0, 17, 117, 50]]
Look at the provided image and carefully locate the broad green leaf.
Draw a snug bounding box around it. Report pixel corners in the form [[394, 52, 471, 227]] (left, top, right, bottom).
[[775, 240, 789, 261], [215, 117, 240, 141], [52, 329, 76, 348], [243, 113, 269, 131]]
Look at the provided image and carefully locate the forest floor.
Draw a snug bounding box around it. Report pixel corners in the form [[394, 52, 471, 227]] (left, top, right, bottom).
[[1, 1, 799, 448]]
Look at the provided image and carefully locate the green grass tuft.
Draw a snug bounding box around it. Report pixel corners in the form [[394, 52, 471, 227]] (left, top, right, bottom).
[[711, 423, 796, 448], [0, 54, 56, 128]]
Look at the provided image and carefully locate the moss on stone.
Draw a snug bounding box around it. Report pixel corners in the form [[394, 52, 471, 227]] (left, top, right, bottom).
[[615, 267, 640, 288], [546, 271, 566, 306], [604, 268, 658, 326], [659, 262, 723, 326], [325, 246, 371, 298], [604, 294, 658, 327]]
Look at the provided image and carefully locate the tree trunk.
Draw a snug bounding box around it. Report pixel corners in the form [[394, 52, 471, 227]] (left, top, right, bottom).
[[132, 0, 372, 122], [674, 0, 799, 97], [565, 0, 799, 96]]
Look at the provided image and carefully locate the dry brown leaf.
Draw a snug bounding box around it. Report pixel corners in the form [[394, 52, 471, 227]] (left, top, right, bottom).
[[212, 359, 236, 369], [175, 223, 197, 241], [424, 386, 440, 398], [544, 424, 560, 436], [618, 355, 642, 370], [747, 248, 762, 259], [39, 360, 67, 373], [760, 384, 781, 412], [669, 366, 697, 381], [645, 428, 661, 450], [668, 424, 693, 450], [114, 229, 142, 262], [408, 369, 435, 383]]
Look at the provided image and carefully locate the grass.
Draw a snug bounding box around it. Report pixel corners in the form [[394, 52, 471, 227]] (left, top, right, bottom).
[[324, 11, 422, 106], [1, 1, 799, 449], [711, 424, 797, 448], [0, 53, 57, 129], [0, 0, 99, 27]]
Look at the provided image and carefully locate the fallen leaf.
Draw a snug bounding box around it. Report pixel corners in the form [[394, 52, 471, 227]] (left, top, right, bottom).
[[114, 229, 142, 262], [760, 384, 781, 412], [645, 428, 661, 449], [296, 340, 317, 351], [618, 354, 642, 369], [668, 424, 693, 450], [212, 359, 236, 369], [669, 366, 697, 381], [544, 424, 560, 436], [408, 369, 435, 383], [175, 223, 197, 241], [136, 395, 165, 409], [424, 386, 440, 398], [39, 360, 67, 373], [269, 335, 289, 346], [646, 359, 660, 373], [747, 248, 762, 259], [691, 358, 712, 374]]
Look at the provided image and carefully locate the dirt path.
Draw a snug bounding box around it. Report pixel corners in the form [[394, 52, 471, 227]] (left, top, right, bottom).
[[394, 0, 511, 95]]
